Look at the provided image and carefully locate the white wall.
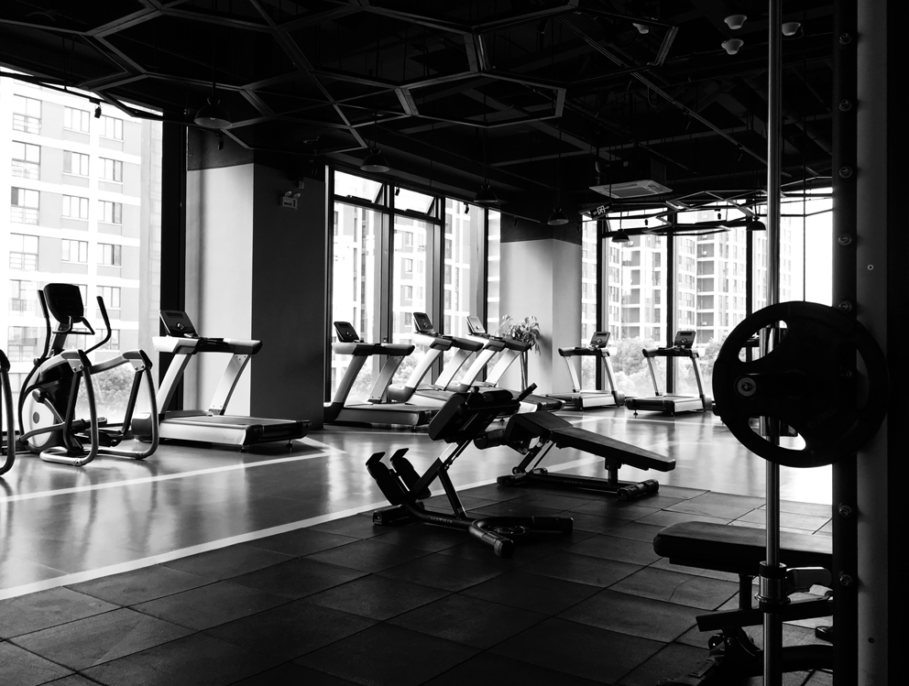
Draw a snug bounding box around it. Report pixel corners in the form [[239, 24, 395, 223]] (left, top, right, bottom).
[[499, 237, 581, 394], [185, 164, 254, 414]]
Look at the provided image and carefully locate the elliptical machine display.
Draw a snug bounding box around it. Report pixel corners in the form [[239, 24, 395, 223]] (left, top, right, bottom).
[[17, 284, 159, 467]]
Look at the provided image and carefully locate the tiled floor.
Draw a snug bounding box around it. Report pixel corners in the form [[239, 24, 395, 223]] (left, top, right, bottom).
[[1, 409, 834, 685]]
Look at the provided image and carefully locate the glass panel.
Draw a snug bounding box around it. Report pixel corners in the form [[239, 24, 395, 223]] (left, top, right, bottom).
[[603, 216, 667, 398], [1, 78, 162, 418], [329, 202, 382, 398], [392, 216, 429, 344], [334, 170, 383, 203], [442, 200, 484, 338], [580, 220, 599, 388], [486, 210, 501, 333], [395, 187, 435, 214]]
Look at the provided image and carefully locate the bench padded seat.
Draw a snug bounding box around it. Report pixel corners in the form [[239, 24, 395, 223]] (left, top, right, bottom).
[[653, 521, 832, 576]]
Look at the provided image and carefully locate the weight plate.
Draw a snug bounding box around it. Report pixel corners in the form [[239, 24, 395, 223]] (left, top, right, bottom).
[[713, 302, 889, 467]]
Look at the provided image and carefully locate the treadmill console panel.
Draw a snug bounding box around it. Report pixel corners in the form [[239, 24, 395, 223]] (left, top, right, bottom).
[[412, 312, 437, 335], [466, 315, 486, 335], [334, 321, 360, 342], [161, 310, 198, 338], [590, 331, 611, 348], [673, 330, 696, 349]]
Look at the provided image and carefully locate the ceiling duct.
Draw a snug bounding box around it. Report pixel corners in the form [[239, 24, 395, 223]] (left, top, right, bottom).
[[590, 179, 673, 199]]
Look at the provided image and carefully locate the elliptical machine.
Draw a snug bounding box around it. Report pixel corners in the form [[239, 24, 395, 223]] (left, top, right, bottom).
[[17, 284, 159, 467], [1, 349, 15, 476]]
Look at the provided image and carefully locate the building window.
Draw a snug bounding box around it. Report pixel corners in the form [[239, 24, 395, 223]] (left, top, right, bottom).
[[62, 239, 89, 263], [64, 107, 91, 133], [98, 243, 122, 266], [6, 326, 41, 364], [100, 158, 123, 182], [9, 280, 40, 315], [100, 115, 123, 140], [12, 95, 41, 133], [99, 200, 122, 224], [63, 195, 89, 220], [100, 329, 121, 351], [98, 286, 121, 309], [9, 234, 39, 270], [63, 151, 90, 176], [11, 188, 39, 224], [12, 141, 40, 179]]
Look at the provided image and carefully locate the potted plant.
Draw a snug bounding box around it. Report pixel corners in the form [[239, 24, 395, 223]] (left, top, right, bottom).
[[498, 315, 542, 387]]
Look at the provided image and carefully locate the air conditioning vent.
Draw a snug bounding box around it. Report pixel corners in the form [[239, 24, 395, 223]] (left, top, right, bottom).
[[590, 179, 672, 199]]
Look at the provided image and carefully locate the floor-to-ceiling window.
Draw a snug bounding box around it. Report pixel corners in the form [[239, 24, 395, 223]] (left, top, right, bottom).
[[1, 73, 162, 421], [328, 170, 493, 401]]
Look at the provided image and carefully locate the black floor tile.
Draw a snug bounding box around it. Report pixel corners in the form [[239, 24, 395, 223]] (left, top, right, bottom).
[[40, 675, 104, 686], [204, 600, 376, 660], [609, 567, 740, 610], [461, 569, 600, 615], [606, 521, 667, 543], [305, 538, 432, 572], [468, 501, 566, 518], [388, 593, 546, 648], [295, 623, 478, 686], [520, 551, 641, 587], [160, 543, 294, 580], [567, 534, 663, 565], [665, 492, 764, 520], [423, 652, 603, 686], [245, 528, 360, 556], [229, 662, 361, 685], [559, 589, 700, 642], [566, 499, 661, 520], [556, 512, 630, 534], [81, 633, 283, 686], [376, 551, 510, 592], [617, 640, 708, 686], [309, 514, 393, 539], [491, 617, 664, 684], [68, 565, 212, 606], [457, 484, 525, 502], [366, 523, 468, 552], [0, 641, 73, 685], [0, 588, 119, 639], [132, 580, 288, 630], [228, 557, 368, 599], [11, 607, 193, 671], [304, 574, 450, 620]]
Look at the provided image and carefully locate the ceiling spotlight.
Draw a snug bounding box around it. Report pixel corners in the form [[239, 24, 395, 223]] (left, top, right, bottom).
[[194, 96, 232, 129], [547, 207, 569, 226], [94, 105, 102, 119], [611, 229, 631, 244], [632, 22, 650, 34], [782, 22, 801, 37], [474, 184, 499, 205], [360, 148, 390, 173], [724, 14, 747, 30], [722, 38, 744, 55]]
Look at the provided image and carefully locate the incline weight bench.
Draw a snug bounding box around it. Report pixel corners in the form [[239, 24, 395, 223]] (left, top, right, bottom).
[[367, 387, 573, 557], [652, 521, 833, 684], [488, 411, 675, 500]]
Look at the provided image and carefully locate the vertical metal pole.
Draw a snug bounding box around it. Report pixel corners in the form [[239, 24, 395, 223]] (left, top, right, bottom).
[[764, 0, 783, 684], [666, 230, 676, 394]]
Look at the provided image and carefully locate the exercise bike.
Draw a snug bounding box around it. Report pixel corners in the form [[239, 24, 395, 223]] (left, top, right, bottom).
[[17, 284, 159, 467]]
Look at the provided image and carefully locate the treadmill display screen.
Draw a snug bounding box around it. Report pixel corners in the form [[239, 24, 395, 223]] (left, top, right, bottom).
[[334, 321, 360, 342], [674, 330, 696, 348], [412, 312, 436, 335], [160, 311, 198, 337], [466, 315, 486, 335], [590, 331, 610, 348]]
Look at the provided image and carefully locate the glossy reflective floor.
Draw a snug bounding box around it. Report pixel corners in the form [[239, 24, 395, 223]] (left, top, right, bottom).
[[0, 408, 834, 685]]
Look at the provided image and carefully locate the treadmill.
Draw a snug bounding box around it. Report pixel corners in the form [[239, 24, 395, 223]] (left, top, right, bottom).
[[625, 329, 712, 416], [407, 313, 486, 407], [550, 331, 625, 410], [455, 316, 563, 412], [324, 321, 439, 427], [141, 311, 309, 447]]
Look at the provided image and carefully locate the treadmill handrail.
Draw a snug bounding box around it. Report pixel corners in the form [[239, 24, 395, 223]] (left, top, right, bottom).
[[153, 336, 262, 356]]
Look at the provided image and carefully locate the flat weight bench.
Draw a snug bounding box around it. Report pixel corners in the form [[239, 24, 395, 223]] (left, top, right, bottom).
[[493, 410, 675, 499], [652, 521, 834, 685]]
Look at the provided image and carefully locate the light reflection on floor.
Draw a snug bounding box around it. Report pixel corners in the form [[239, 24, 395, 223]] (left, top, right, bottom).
[[0, 407, 832, 597]]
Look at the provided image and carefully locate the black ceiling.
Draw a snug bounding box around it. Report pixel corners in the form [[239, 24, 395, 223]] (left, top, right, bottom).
[[0, 1, 834, 219]]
